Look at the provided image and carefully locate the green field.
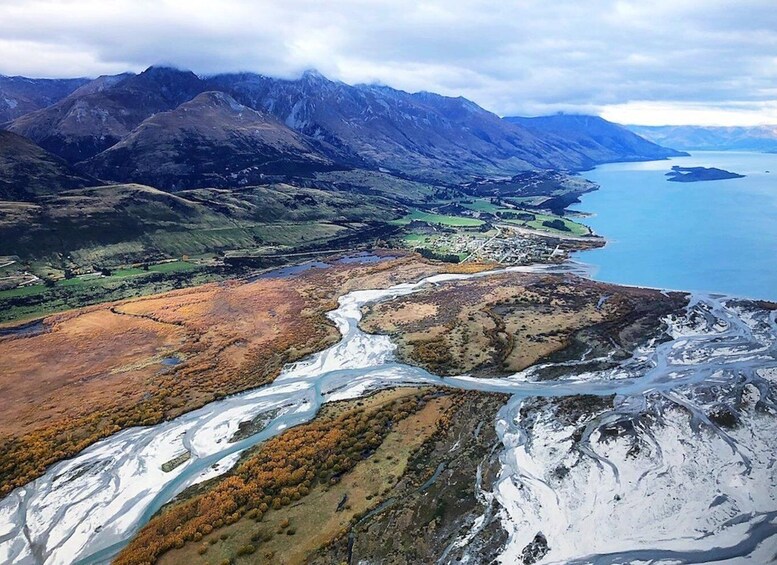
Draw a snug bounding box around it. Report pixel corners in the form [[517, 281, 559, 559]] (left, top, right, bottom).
[[393, 209, 484, 227], [402, 233, 432, 244], [520, 212, 590, 236], [458, 199, 511, 214], [0, 284, 48, 299], [455, 199, 590, 236], [0, 183, 399, 271], [0, 260, 210, 324]]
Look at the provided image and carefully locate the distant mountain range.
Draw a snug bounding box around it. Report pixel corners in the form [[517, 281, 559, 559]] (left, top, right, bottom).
[[6, 67, 206, 163], [628, 125, 777, 152], [207, 70, 619, 180], [0, 75, 89, 123], [506, 114, 687, 163], [1, 66, 685, 190]]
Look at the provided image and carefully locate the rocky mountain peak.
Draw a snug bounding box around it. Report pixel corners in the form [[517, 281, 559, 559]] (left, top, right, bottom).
[[300, 69, 329, 83], [193, 90, 246, 111], [121, 65, 205, 103]]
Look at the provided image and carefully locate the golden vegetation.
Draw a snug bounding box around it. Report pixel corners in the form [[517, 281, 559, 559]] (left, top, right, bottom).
[[159, 390, 458, 565], [409, 335, 455, 373], [0, 256, 451, 498], [117, 391, 434, 565], [0, 278, 335, 496]]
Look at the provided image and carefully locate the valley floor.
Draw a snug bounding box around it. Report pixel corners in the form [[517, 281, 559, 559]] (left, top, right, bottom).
[[0, 255, 469, 497], [1, 251, 775, 565]]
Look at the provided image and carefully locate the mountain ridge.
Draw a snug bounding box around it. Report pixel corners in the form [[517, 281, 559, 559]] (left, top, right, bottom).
[[6, 67, 207, 162], [505, 114, 687, 162], [81, 90, 338, 191], [0, 130, 96, 201], [0, 75, 89, 123], [2, 66, 686, 188], [628, 124, 777, 152]]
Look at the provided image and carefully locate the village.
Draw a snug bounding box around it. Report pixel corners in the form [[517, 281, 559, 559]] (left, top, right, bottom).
[[402, 221, 602, 265]]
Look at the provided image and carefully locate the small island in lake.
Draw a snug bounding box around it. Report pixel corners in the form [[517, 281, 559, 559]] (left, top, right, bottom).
[[666, 165, 745, 182]]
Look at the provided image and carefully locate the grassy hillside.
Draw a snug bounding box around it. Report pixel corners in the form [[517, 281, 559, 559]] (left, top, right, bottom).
[[0, 183, 402, 268]]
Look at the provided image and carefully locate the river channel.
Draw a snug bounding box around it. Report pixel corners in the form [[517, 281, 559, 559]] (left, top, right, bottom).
[[1, 263, 775, 564]]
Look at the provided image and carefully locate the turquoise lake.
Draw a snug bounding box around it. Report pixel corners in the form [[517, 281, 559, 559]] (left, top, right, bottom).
[[576, 151, 777, 301]]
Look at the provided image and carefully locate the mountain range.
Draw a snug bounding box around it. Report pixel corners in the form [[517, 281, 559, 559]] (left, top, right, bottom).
[[507, 114, 687, 163], [6, 67, 206, 163], [0, 65, 697, 279], [1, 66, 684, 191], [628, 125, 777, 152], [81, 91, 336, 191], [0, 75, 89, 123]]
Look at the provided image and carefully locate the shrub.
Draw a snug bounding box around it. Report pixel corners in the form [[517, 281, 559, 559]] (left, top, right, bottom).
[[236, 544, 256, 556]]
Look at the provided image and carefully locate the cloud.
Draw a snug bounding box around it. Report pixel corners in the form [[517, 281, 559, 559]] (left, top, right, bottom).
[[0, 0, 775, 125]]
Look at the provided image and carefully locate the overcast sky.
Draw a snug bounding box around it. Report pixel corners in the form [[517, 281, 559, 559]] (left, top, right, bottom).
[[0, 0, 775, 125]]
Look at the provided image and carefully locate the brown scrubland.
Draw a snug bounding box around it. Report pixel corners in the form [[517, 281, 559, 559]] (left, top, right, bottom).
[[0, 256, 478, 496], [361, 272, 686, 376]]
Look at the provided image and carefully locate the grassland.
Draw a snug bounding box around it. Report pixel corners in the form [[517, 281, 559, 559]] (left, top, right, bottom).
[[0, 183, 402, 271], [400, 232, 475, 262], [0, 181, 407, 324], [0, 261, 218, 324], [507, 212, 591, 236], [392, 209, 484, 227], [313, 169, 441, 203], [456, 198, 591, 236]]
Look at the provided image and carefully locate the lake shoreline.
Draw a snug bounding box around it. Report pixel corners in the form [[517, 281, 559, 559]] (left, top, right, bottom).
[[576, 151, 777, 301]]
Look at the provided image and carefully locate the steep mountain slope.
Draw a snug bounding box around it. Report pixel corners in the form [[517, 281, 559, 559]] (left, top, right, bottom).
[[628, 125, 777, 152], [6, 67, 206, 162], [505, 114, 687, 162], [65, 73, 135, 98], [0, 75, 89, 123], [82, 91, 336, 190], [0, 130, 96, 201], [207, 71, 598, 180]]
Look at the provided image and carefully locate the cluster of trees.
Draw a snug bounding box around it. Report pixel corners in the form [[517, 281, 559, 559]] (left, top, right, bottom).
[[116, 394, 428, 565], [415, 247, 461, 264], [409, 336, 455, 374], [497, 210, 535, 221], [541, 219, 571, 232]]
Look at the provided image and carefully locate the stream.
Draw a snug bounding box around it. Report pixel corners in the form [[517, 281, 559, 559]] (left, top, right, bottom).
[[0, 263, 775, 564]]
